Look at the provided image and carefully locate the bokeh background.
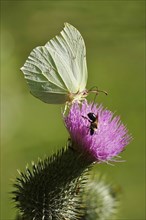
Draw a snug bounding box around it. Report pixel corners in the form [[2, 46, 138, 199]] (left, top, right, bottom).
[[1, 1, 145, 219]]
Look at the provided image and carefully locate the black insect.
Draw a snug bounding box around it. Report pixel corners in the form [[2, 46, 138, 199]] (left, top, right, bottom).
[[82, 112, 98, 135]]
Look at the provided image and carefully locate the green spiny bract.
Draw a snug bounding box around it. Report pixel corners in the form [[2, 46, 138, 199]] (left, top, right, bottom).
[[12, 147, 91, 220]]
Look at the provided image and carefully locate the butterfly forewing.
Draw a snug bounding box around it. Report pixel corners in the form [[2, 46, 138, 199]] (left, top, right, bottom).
[[62, 23, 88, 92]]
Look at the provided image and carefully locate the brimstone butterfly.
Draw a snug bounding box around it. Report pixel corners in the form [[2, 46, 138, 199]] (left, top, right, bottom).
[[21, 23, 106, 109]]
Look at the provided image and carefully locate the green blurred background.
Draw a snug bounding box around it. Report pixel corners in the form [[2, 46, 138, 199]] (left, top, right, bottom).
[[1, 1, 145, 219]]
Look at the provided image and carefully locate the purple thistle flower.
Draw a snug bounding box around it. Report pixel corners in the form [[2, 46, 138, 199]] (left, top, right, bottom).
[[64, 101, 132, 163]]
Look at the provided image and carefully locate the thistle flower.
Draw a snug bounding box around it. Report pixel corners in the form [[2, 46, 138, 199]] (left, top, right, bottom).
[[64, 101, 132, 163]]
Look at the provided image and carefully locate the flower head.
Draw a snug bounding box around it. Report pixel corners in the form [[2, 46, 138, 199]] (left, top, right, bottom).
[[64, 101, 132, 163]]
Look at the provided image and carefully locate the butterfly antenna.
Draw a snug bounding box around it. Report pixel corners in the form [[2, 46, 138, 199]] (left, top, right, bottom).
[[88, 86, 108, 96], [91, 92, 98, 109], [97, 89, 108, 96], [89, 86, 108, 109]]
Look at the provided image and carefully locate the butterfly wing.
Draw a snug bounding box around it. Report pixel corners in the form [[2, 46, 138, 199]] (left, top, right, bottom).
[[21, 45, 69, 104], [21, 23, 88, 104], [64, 23, 88, 91], [47, 23, 88, 93]]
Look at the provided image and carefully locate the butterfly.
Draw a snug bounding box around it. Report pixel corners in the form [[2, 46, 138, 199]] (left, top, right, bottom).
[[21, 23, 106, 111]]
